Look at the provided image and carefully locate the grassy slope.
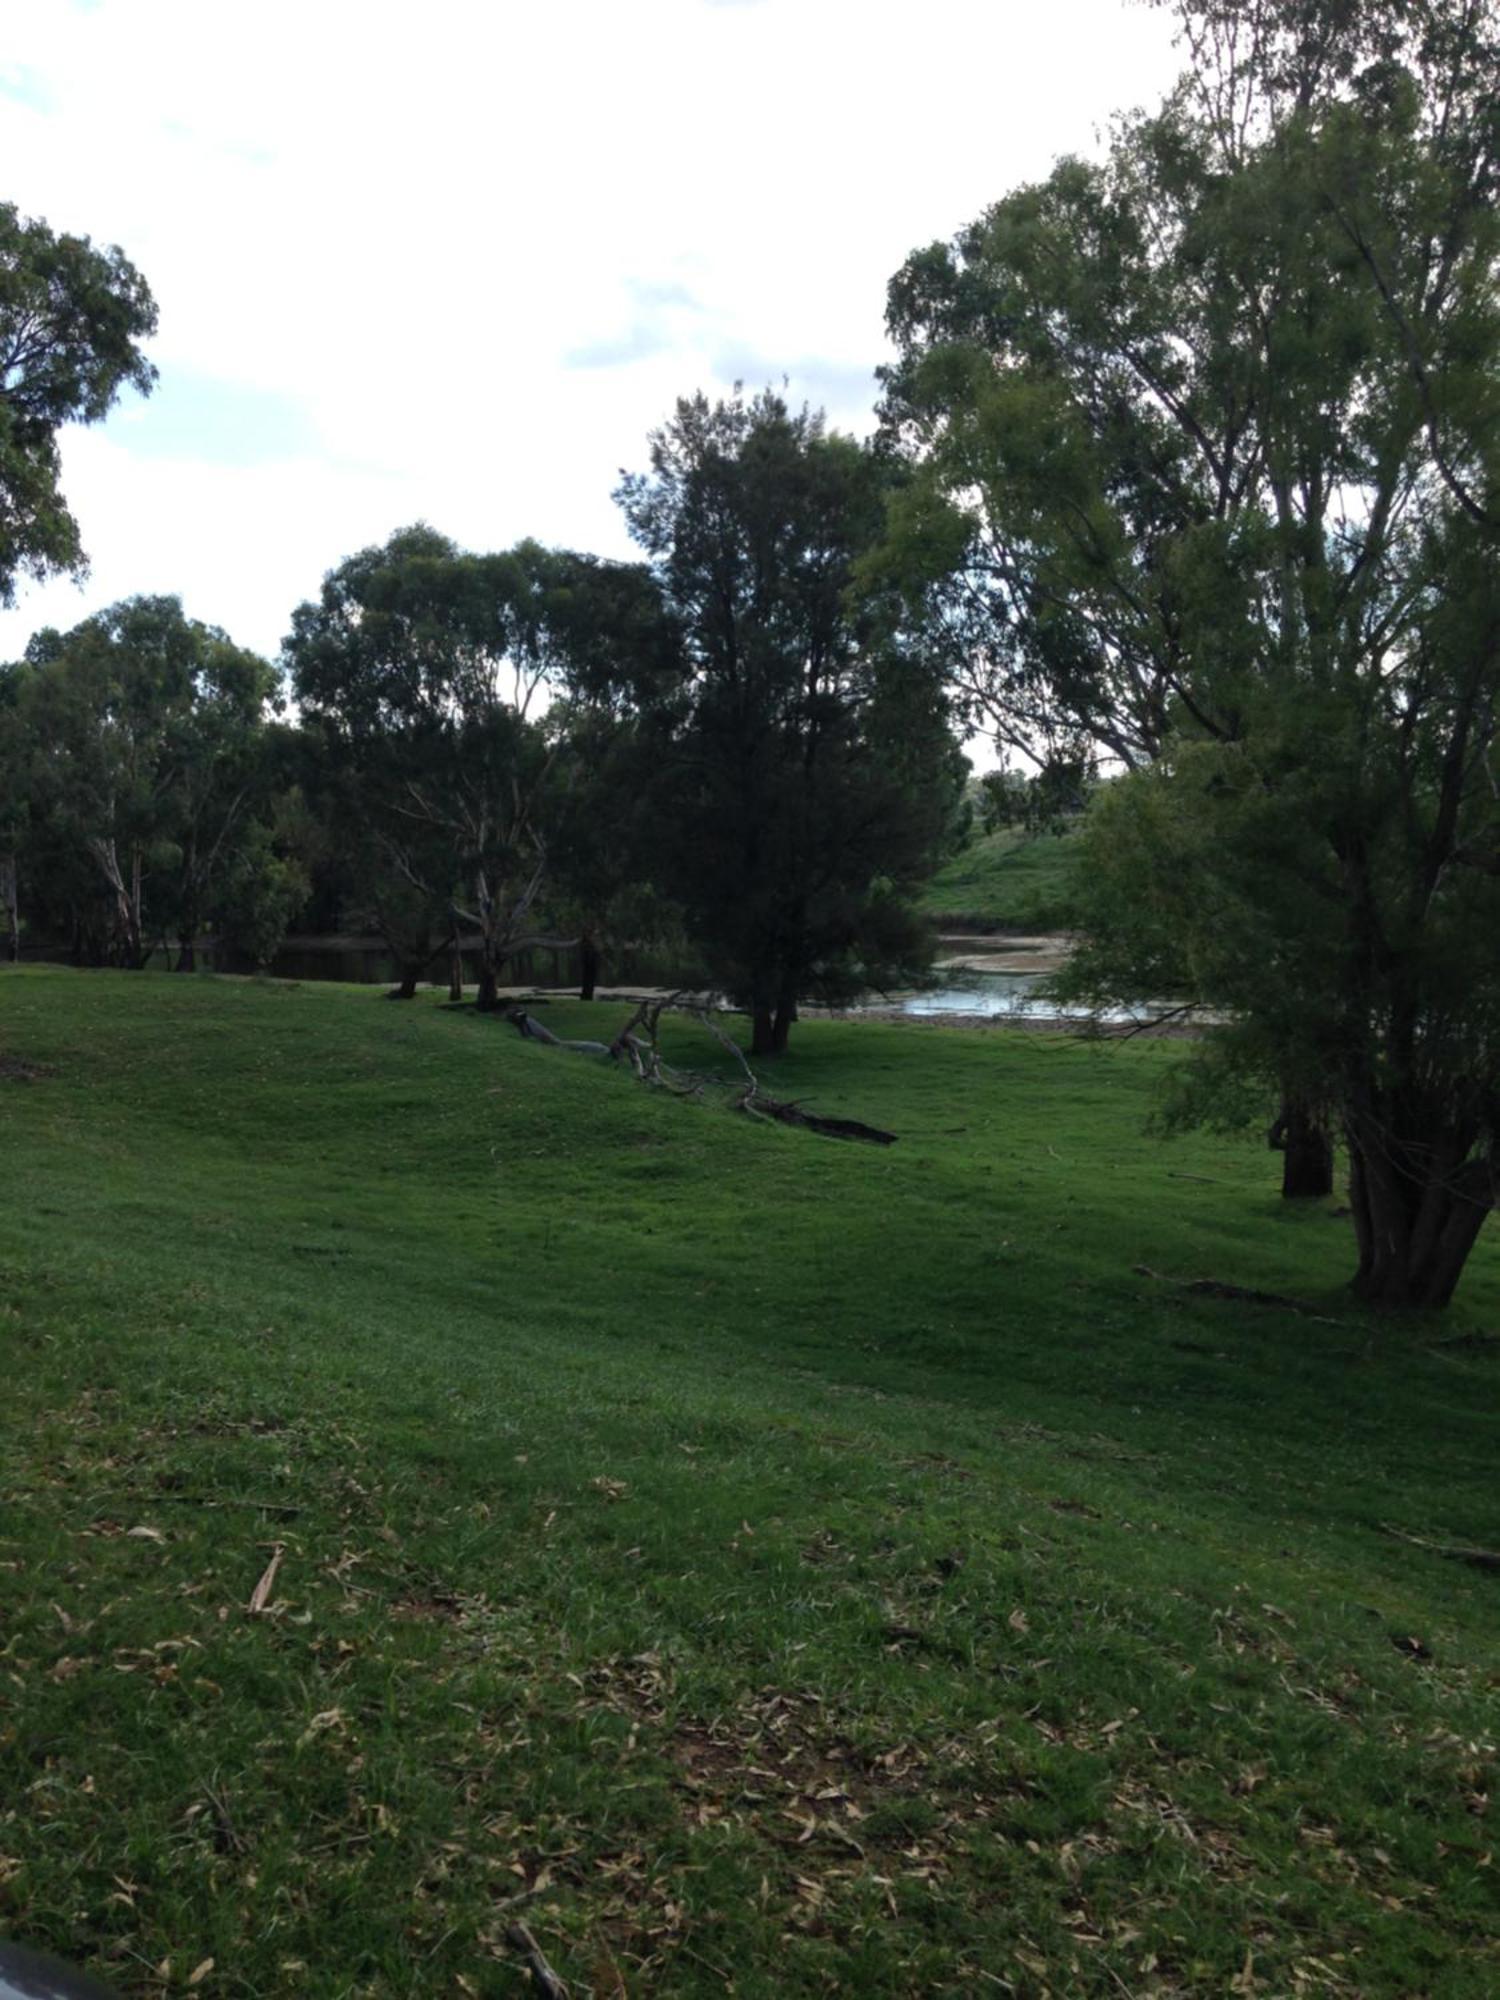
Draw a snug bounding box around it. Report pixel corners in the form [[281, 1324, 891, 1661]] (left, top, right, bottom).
[[921, 828, 1083, 930], [1, 969, 1497, 1999]]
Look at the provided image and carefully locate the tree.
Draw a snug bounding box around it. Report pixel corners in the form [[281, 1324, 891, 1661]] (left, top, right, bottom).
[[286, 528, 580, 1008], [159, 635, 281, 970], [544, 709, 687, 1001], [618, 389, 962, 1056], [535, 554, 686, 1000], [0, 204, 157, 603], [0, 661, 28, 962], [18, 599, 278, 969], [877, 0, 1500, 1302], [212, 803, 312, 974]]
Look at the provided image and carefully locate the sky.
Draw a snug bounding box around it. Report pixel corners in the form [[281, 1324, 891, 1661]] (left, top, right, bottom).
[[0, 0, 1183, 669]]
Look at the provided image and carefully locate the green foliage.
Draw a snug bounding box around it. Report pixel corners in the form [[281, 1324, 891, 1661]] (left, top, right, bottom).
[[618, 389, 963, 1050], [13, 597, 279, 966], [881, 0, 1500, 1305], [2, 970, 1499, 1994], [976, 757, 1093, 838], [921, 825, 1082, 929], [212, 822, 310, 971], [0, 202, 157, 602], [285, 527, 572, 1004]]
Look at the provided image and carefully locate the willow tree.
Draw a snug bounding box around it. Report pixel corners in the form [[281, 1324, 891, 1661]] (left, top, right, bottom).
[[877, 0, 1500, 1302]]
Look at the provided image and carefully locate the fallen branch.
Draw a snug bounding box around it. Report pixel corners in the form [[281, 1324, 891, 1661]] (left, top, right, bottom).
[[505, 1008, 612, 1056], [1381, 1523, 1500, 1575], [507, 999, 895, 1142], [739, 1091, 897, 1145], [1133, 1265, 1342, 1324], [505, 1921, 570, 1999], [695, 1010, 898, 1144]]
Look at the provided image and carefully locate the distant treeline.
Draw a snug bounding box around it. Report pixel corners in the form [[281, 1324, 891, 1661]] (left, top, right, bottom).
[[0, 392, 966, 1054]]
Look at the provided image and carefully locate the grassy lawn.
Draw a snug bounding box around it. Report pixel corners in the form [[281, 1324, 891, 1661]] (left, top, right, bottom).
[[922, 830, 1081, 930], [2, 968, 1497, 1997]]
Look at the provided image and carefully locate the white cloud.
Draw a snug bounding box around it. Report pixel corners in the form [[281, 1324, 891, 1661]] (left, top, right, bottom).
[[0, 0, 1182, 662]]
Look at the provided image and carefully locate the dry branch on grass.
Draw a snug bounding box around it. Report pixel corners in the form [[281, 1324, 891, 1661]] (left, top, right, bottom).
[[1133, 1265, 1342, 1324], [505, 1001, 898, 1144], [505, 1921, 570, 1998], [693, 1009, 897, 1144], [1382, 1523, 1500, 1575]]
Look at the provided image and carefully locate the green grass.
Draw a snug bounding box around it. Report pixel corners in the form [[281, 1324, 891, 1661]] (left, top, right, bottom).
[[923, 828, 1082, 929], [2, 968, 1498, 1998]]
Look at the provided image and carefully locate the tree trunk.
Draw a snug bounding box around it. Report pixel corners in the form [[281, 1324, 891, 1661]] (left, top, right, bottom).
[[175, 936, 196, 973], [1269, 1095, 1333, 1199], [1346, 1114, 1493, 1309], [448, 946, 464, 1003], [475, 954, 502, 1012], [579, 932, 600, 1004], [390, 965, 419, 1000], [770, 972, 799, 1054], [127, 845, 145, 968], [749, 996, 775, 1057], [1, 853, 18, 965], [90, 837, 145, 968]]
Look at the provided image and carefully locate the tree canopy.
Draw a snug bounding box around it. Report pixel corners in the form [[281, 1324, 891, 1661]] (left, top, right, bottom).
[[0, 203, 157, 605], [878, 0, 1500, 1304], [11, 597, 287, 970], [618, 389, 962, 1054]]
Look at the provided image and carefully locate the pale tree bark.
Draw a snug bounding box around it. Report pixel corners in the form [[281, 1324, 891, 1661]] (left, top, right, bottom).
[[87, 834, 146, 968]]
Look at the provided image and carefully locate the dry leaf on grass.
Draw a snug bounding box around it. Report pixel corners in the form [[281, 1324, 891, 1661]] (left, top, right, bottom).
[[247, 1543, 284, 1615]]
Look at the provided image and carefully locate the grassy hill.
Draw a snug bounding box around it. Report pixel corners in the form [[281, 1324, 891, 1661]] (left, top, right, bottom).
[[922, 827, 1083, 930], [2, 969, 1498, 1996]]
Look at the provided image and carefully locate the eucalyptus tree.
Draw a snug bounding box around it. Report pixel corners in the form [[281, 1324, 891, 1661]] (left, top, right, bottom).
[[878, 0, 1500, 1302], [20, 598, 276, 968], [0, 661, 27, 961], [287, 528, 599, 1006], [619, 389, 961, 1055], [0, 203, 157, 602]]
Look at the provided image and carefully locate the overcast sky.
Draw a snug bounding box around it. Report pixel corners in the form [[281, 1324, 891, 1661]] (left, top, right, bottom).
[[1, 0, 1182, 666]]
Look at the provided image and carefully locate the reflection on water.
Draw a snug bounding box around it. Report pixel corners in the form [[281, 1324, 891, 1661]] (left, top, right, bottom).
[[900, 970, 1172, 1023]]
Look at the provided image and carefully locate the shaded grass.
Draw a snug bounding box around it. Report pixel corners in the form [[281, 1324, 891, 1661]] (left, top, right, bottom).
[[922, 828, 1082, 929], [1, 968, 1498, 1997]]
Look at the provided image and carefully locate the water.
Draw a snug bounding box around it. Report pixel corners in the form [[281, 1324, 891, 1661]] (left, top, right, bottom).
[[898, 970, 1175, 1023]]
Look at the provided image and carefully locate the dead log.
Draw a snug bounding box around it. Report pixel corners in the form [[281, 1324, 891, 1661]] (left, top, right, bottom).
[[506, 1000, 898, 1143], [735, 1089, 897, 1146], [695, 1010, 897, 1143], [505, 1007, 612, 1055]]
